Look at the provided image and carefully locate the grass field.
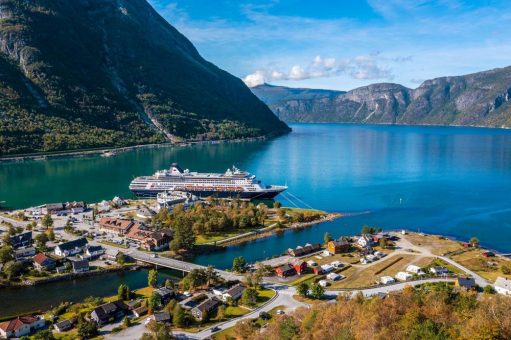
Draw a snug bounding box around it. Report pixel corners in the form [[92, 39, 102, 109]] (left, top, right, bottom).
[[225, 306, 250, 318], [329, 254, 434, 289], [404, 233, 463, 255], [195, 229, 258, 245], [451, 249, 511, 282]]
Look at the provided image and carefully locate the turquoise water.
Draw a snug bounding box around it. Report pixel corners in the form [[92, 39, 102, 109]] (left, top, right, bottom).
[[2, 124, 511, 268]]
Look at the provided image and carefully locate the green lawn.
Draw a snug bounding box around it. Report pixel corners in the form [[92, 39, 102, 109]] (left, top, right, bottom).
[[195, 229, 258, 245], [254, 288, 276, 307], [225, 306, 249, 317]]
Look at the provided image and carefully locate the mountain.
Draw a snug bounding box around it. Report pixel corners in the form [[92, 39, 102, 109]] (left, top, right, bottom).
[[0, 0, 289, 156], [251, 67, 511, 128]]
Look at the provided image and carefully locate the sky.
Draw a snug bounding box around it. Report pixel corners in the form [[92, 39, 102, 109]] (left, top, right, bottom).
[[149, 0, 511, 91]]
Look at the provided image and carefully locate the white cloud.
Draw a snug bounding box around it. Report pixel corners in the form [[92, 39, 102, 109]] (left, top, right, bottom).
[[243, 54, 396, 87]]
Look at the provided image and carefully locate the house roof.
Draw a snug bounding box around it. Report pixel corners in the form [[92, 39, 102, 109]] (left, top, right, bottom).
[[153, 312, 171, 322], [33, 253, 54, 265], [495, 277, 511, 290], [225, 284, 245, 297], [276, 263, 295, 272], [10, 231, 32, 247], [99, 217, 133, 231], [92, 301, 128, 320], [0, 316, 39, 332], [134, 306, 148, 315], [56, 238, 87, 251], [72, 259, 89, 271], [456, 277, 476, 287], [195, 298, 220, 313], [155, 287, 174, 298], [54, 319, 72, 330], [87, 245, 103, 253]]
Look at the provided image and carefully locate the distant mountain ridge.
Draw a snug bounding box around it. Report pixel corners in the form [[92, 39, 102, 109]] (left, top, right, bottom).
[[251, 67, 511, 128], [0, 0, 288, 156]]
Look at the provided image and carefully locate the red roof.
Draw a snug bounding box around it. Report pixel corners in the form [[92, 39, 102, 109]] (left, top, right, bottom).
[[0, 316, 38, 332], [33, 253, 49, 265]]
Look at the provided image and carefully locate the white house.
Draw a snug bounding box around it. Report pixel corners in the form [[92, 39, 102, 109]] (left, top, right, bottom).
[[494, 277, 511, 296], [406, 265, 425, 275], [430, 267, 449, 275], [395, 272, 412, 281], [357, 234, 372, 248], [212, 287, 227, 296], [330, 261, 344, 268], [86, 245, 104, 258], [221, 284, 245, 302], [380, 276, 396, 284], [326, 272, 342, 281], [320, 264, 334, 273], [0, 316, 45, 338], [54, 238, 88, 257]]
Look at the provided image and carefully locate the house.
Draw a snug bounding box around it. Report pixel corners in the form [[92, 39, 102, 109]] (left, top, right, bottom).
[[10, 231, 32, 249], [320, 264, 334, 273], [482, 251, 495, 258], [287, 246, 304, 257], [136, 207, 156, 219], [380, 276, 395, 284], [275, 263, 296, 277], [212, 287, 227, 296], [133, 306, 148, 318], [494, 277, 511, 296], [0, 315, 45, 339], [71, 259, 89, 273], [330, 261, 344, 268], [85, 245, 105, 259], [65, 201, 86, 214], [327, 238, 350, 254], [112, 196, 126, 206], [303, 243, 321, 254], [104, 248, 120, 261], [152, 312, 171, 323], [14, 246, 36, 260], [406, 265, 425, 275], [357, 234, 373, 248], [126, 224, 173, 251], [54, 238, 88, 257], [430, 267, 449, 275], [154, 287, 174, 304], [222, 284, 245, 302], [395, 272, 412, 281], [42, 203, 65, 215], [53, 319, 72, 333], [313, 267, 323, 275], [372, 232, 390, 243], [90, 300, 128, 325], [98, 217, 135, 235], [326, 272, 341, 281], [292, 261, 308, 275], [33, 253, 56, 271], [191, 298, 220, 321], [455, 277, 476, 290]]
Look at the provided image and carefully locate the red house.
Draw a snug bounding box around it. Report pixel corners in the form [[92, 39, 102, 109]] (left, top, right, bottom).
[[275, 264, 296, 277], [313, 267, 323, 275], [292, 261, 308, 275]]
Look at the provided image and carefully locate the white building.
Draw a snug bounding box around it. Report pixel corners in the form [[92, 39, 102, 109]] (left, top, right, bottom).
[[430, 267, 449, 275], [330, 261, 344, 268], [326, 272, 342, 281], [494, 277, 511, 296], [0, 316, 45, 338], [320, 264, 334, 273], [357, 234, 372, 248], [380, 276, 396, 284], [366, 254, 377, 262], [406, 265, 425, 275], [395, 272, 412, 281], [318, 280, 329, 287]]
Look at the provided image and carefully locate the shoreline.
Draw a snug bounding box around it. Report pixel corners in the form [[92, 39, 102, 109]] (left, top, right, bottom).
[[0, 135, 271, 163]]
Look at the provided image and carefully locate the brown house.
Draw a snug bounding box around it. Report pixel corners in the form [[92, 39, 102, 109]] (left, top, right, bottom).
[[327, 238, 350, 254], [98, 218, 138, 235], [275, 263, 296, 277], [126, 224, 173, 251]]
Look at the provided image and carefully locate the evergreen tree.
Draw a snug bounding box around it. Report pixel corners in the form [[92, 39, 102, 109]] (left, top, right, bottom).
[[148, 269, 158, 287]]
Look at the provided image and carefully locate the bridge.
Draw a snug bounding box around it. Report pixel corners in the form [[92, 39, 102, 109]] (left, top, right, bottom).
[[129, 250, 242, 282]]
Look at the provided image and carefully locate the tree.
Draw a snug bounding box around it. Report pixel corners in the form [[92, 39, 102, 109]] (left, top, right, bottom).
[[0, 246, 13, 264], [217, 305, 226, 320], [123, 316, 131, 327], [2, 232, 11, 246], [169, 216, 196, 251], [46, 227, 55, 241], [116, 252, 126, 264], [35, 233, 49, 249], [172, 304, 186, 327], [274, 201, 282, 209], [297, 282, 309, 298], [181, 269, 207, 290], [205, 265, 219, 286], [148, 269, 158, 287], [41, 214, 54, 229], [148, 292, 161, 311], [501, 264, 511, 275], [33, 329, 55, 340], [77, 320, 98, 339], [232, 256, 247, 273], [324, 232, 332, 244], [3, 261, 24, 280], [118, 284, 130, 300], [242, 288, 258, 307], [361, 225, 375, 235], [469, 237, 480, 248], [379, 237, 388, 248], [483, 285, 496, 294], [308, 283, 325, 300], [165, 278, 175, 289]]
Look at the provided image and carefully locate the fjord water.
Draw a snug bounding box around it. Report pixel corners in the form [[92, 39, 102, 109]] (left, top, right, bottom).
[[2, 124, 511, 266]]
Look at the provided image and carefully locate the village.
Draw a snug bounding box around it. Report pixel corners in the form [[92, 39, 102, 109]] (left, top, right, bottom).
[[1, 197, 511, 339]]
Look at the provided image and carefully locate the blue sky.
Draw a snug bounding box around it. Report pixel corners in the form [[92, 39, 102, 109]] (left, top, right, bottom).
[[149, 0, 511, 90]]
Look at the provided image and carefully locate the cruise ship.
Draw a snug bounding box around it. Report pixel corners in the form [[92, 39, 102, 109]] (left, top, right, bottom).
[[129, 163, 287, 200]]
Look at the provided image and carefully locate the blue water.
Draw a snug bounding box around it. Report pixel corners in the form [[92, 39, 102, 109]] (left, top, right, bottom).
[[193, 124, 511, 268], [2, 123, 511, 269]]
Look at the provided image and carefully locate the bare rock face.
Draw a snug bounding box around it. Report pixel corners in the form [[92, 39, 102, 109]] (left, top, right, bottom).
[[252, 66, 511, 128]]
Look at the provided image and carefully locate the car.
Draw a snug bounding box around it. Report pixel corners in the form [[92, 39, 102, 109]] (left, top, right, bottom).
[[151, 254, 158, 258], [276, 310, 285, 315], [183, 291, 192, 297], [211, 326, 221, 332]]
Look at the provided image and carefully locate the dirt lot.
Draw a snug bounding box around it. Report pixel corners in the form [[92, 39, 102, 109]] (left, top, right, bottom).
[[451, 249, 511, 282], [404, 233, 464, 255]]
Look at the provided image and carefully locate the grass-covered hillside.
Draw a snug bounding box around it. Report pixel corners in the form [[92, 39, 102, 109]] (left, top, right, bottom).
[[0, 0, 289, 156]]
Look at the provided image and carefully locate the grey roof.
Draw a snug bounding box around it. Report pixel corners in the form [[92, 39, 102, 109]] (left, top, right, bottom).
[[225, 284, 245, 297], [155, 287, 174, 298], [57, 238, 87, 251], [92, 300, 128, 320], [195, 298, 220, 313], [72, 259, 89, 271], [153, 312, 171, 322], [87, 245, 103, 253], [10, 231, 32, 248], [54, 319, 72, 331], [495, 277, 511, 290], [457, 277, 476, 288]]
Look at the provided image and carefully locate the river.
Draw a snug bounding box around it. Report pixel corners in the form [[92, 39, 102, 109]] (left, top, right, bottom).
[[1, 123, 511, 313]]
